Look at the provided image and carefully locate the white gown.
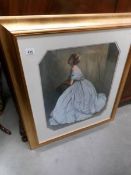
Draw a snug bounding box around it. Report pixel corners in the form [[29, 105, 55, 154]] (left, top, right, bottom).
[[49, 66, 106, 125]]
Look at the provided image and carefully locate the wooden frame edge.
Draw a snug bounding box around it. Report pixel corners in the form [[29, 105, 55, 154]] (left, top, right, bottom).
[[0, 25, 39, 149], [110, 46, 131, 120], [0, 13, 131, 36]]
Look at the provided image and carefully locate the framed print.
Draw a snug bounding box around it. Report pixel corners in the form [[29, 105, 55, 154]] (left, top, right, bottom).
[[0, 13, 131, 149]]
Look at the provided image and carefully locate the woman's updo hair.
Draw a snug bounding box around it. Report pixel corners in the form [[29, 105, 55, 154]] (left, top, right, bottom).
[[68, 53, 80, 65]]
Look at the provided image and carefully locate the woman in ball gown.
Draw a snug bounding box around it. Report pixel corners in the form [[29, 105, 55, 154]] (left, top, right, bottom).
[[49, 53, 107, 126]]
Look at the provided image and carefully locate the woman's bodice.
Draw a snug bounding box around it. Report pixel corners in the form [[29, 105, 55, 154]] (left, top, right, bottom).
[[71, 66, 84, 81]]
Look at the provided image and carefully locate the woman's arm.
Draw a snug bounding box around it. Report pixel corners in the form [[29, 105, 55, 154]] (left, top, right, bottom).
[[69, 79, 74, 85], [68, 66, 74, 85], [62, 66, 74, 85]]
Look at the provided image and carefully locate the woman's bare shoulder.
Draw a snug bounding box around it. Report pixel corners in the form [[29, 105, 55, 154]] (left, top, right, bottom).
[[72, 65, 80, 71]]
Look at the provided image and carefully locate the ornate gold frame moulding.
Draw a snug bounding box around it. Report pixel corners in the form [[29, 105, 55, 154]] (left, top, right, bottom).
[[0, 13, 131, 149]]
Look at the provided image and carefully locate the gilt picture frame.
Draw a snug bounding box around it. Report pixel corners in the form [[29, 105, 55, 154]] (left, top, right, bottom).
[[0, 13, 131, 149]]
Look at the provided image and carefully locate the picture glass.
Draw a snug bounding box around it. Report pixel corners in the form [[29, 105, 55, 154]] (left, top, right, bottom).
[[39, 43, 119, 130]]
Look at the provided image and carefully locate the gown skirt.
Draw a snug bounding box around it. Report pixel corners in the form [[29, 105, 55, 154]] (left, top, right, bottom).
[[49, 67, 107, 125]]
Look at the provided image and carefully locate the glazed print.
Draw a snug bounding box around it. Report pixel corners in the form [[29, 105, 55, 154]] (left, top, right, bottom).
[[39, 43, 119, 130]]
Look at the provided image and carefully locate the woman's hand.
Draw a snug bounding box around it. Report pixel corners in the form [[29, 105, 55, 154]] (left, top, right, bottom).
[[63, 79, 74, 85]]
